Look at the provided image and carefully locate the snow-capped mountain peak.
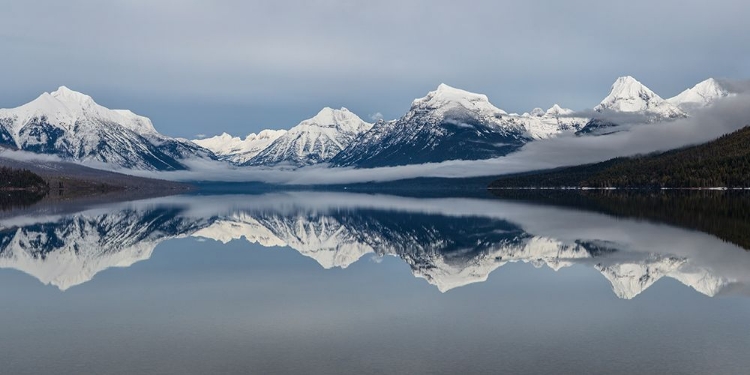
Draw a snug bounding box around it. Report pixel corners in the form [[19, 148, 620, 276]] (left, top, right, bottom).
[[0, 86, 213, 170], [296, 107, 371, 133], [594, 76, 685, 119], [330, 83, 536, 168], [192, 129, 287, 164], [597, 76, 658, 111], [545, 104, 574, 117], [1, 86, 158, 136], [243, 107, 373, 167], [667, 78, 733, 113], [530, 107, 545, 117], [50, 85, 96, 106], [412, 83, 508, 116]]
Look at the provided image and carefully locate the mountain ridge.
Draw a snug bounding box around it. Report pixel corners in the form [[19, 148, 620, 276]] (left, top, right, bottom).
[[0, 86, 216, 171], [0, 77, 736, 172], [243, 107, 372, 167]]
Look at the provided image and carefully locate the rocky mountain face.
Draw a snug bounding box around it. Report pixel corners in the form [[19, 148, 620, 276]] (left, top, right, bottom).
[[330, 84, 532, 168]]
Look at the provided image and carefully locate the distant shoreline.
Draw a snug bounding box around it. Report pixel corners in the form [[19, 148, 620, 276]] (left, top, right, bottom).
[[0, 158, 193, 216]]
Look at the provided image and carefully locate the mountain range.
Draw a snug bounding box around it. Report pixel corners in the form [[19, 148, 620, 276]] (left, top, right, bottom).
[[0, 77, 735, 172]]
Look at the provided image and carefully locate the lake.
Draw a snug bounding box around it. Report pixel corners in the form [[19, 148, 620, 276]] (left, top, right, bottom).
[[1, 190, 749, 374]]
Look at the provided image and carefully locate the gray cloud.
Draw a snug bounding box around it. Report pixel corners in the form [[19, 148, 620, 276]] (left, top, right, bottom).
[[1, 1, 749, 137], [369, 112, 384, 122], [718, 79, 750, 94]]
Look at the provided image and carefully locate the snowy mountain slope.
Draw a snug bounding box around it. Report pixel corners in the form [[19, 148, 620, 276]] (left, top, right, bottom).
[[192, 130, 287, 164], [0, 87, 215, 170], [330, 84, 539, 168], [517, 104, 588, 139], [242, 107, 372, 167], [667, 78, 733, 113], [594, 76, 686, 120]]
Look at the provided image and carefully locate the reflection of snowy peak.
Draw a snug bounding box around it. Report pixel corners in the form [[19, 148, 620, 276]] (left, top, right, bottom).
[[253, 213, 374, 269], [596, 256, 730, 299], [0, 86, 215, 170], [192, 213, 286, 247], [191, 207, 735, 297], [408, 236, 595, 292], [194, 212, 373, 269], [594, 76, 685, 119], [669, 264, 731, 297], [192, 130, 287, 164], [597, 256, 685, 299], [0, 207, 211, 290]]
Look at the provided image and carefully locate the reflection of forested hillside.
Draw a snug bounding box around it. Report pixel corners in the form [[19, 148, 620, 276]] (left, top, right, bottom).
[[488, 190, 750, 251], [0, 191, 46, 211]]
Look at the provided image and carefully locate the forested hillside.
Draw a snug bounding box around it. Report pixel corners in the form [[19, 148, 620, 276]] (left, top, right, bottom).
[[0, 166, 49, 191], [490, 126, 750, 189]]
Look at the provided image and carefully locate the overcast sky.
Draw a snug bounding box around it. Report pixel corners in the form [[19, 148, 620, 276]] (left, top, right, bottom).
[[1, 0, 749, 138]]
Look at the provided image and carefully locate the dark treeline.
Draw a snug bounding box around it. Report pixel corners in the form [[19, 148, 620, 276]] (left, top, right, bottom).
[[0, 166, 49, 191], [490, 126, 750, 188], [489, 189, 750, 251], [0, 166, 49, 211], [0, 191, 46, 211]]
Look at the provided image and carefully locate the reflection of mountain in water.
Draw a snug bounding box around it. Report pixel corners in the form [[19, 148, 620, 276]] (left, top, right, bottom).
[[0, 194, 741, 298], [0, 190, 46, 212], [0, 207, 210, 290], [191, 206, 732, 298], [489, 189, 750, 251]]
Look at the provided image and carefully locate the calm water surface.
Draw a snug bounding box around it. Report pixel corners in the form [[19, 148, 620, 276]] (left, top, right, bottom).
[[0, 191, 749, 374]]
